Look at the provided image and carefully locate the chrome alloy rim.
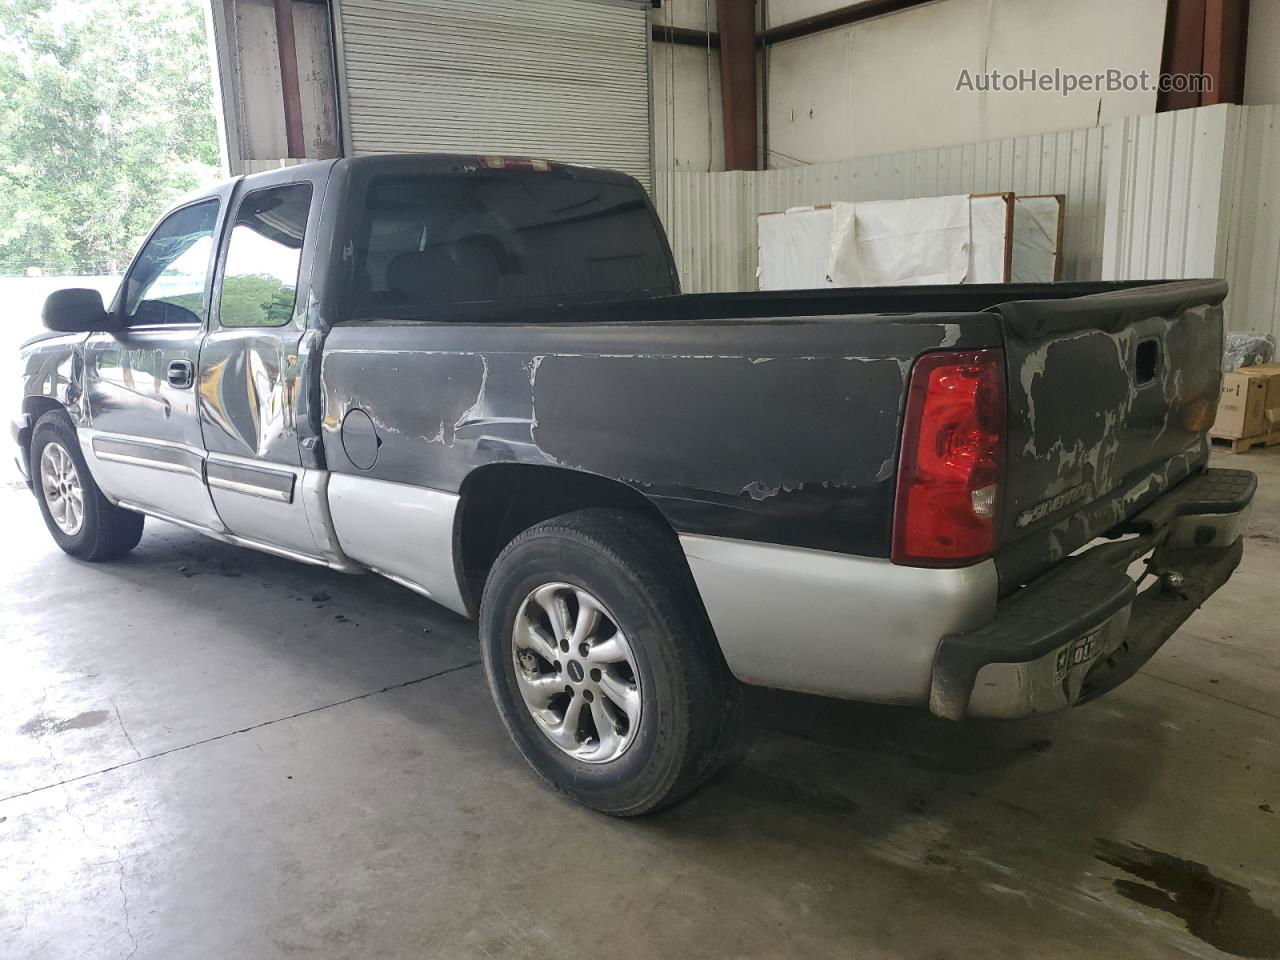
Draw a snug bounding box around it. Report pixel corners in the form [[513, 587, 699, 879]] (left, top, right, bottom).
[[40, 442, 84, 536], [511, 582, 643, 764]]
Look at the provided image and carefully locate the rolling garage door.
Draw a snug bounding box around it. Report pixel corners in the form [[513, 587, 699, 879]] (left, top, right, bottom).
[[332, 0, 653, 188]]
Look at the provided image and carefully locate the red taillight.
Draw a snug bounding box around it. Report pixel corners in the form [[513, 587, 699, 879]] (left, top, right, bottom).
[[892, 349, 1006, 566]]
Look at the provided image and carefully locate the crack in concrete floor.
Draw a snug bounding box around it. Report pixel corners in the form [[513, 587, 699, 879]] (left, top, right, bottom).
[[0, 660, 480, 805]]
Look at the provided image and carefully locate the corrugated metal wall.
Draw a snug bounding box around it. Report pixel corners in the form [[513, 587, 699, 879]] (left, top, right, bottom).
[[1100, 104, 1235, 285], [1100, 103, 1280, 336], [656, 103, 1280, 342], [1222, 104, 1280, 336], [655, 125, 1109, 294]]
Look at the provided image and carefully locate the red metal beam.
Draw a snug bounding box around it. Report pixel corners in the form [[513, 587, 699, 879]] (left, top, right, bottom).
[[273, 0, 306, 158], [1158, 0, 1251, 110], [1201, 0, 1250, 104], [717, 0, 759, 170], [1159, 0, 1208, 110]]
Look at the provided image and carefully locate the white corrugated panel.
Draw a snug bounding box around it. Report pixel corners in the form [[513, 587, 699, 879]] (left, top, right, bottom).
[[1222, 104, 1280, 337], [656, 123, 1108, 293], [660, 126, 1111, 295], [1099, 102, 1280, 338], [659, 102, 1280, 340], [1100, 104, 1235, 285], [334, 0, 652, 187]]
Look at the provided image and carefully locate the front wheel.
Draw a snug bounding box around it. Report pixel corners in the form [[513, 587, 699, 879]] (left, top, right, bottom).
[[30, 411, 145, 562], [479, 508, 737, 816]]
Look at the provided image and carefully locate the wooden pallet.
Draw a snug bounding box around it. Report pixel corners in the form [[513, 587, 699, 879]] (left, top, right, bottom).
[[1210, 429, 1280, 453]]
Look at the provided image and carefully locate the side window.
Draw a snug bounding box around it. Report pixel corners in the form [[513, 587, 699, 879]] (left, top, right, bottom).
[[123, 200, 220, 326], [219, 183, 313, 328]]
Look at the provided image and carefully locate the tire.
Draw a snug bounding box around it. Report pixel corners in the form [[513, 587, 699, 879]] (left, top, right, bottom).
[[480, 508, 738, 816], [30, 411, 145, 562]]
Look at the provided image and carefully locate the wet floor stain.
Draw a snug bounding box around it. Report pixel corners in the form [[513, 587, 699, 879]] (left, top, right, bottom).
[[1096, 839, 1280, 958], [18, 709, 110, 737], [175, 559, 241, 578]]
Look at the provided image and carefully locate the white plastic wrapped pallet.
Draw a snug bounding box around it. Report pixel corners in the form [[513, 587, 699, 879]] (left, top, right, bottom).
[[828, 195, 970, 286], [756, 206, 836, 290], [756, 194, 1019, 290], [1011, 196, 1063, 282], [967, 195, 1012, 284]]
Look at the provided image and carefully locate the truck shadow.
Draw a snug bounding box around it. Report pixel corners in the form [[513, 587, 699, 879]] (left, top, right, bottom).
[[650, 684, 1280, 958]]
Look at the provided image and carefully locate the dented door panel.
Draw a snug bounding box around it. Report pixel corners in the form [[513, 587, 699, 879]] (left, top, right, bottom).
[[198, 332, 302, 465], [197, 168, 330, 557]]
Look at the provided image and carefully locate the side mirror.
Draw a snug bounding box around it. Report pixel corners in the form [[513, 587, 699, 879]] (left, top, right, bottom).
[[42, 288, 117, 333]]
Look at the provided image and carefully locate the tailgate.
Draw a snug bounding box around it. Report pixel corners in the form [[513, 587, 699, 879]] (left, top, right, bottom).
[[993, 279, 1227, 592]]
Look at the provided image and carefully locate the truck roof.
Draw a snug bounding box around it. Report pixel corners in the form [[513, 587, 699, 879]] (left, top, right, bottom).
[[173, 153, 637, 206]]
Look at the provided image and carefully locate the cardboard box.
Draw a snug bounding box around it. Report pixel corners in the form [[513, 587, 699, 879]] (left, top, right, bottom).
[[1239, 362, 1280, 432], [1211, 370, 1269, 439]]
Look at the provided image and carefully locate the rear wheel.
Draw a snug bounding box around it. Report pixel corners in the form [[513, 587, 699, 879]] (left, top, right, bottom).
[[30, 412, 144, 561], [480, 508, 737, 816]]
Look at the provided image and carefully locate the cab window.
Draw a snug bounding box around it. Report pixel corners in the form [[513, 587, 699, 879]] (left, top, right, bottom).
[[346, 172, 674, 319], [122, 200, 220, 326], [219, 183, 313, 328]]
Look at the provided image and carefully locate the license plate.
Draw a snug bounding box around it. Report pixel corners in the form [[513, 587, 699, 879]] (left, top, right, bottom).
[[1055, 631, 1101, 681]]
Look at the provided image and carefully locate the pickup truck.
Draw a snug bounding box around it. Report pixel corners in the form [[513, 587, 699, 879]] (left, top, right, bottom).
[[13, 155, 1256, 815]]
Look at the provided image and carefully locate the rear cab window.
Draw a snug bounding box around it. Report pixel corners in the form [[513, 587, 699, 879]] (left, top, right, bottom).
[[343, 166, 675, 320]]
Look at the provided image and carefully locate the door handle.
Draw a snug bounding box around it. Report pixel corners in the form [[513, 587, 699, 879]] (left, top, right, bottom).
[[167, 359, 194, 389]]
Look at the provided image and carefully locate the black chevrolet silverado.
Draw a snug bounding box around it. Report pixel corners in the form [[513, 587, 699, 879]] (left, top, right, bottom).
[[13, 155, 1256, 814]]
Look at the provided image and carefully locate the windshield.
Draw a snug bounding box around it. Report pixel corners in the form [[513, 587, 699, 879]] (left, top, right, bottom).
[[345, 171, 675, 319]]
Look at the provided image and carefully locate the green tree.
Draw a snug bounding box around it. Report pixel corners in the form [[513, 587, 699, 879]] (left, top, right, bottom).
[[220, 273, 295, 327], [0, 0, 220, 275]]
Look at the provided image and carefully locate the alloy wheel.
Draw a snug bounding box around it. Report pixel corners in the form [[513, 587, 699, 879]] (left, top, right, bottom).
[[511, 582, 643, 764], [40, 442, 85, 536]]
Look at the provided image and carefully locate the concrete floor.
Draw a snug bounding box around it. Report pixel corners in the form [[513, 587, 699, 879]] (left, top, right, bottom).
[[2, 449, 1278, 960]]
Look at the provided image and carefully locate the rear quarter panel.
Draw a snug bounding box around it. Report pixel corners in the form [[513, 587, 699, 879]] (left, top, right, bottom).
[[317, 313, 1001, 557]]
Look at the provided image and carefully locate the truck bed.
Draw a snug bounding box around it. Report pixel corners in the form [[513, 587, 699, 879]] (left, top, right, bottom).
[[357, 280, 1179, 325], [323, 278, 1227, 597]]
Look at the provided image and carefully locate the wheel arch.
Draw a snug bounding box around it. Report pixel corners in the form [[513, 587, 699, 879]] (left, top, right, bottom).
[[18, 396, 71, 475], [454, 463, 689, 618], [23, 395, 67, 420]]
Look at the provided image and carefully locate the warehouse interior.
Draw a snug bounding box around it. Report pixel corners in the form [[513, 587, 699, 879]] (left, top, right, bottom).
[[5, 1, 1280, 957]]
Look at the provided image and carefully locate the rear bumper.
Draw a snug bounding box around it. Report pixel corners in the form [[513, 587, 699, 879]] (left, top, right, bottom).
[[930, 468, 1256, 720]]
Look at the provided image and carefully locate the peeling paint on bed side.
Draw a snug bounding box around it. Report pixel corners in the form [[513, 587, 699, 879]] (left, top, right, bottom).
[[315, 314, 998, 558]]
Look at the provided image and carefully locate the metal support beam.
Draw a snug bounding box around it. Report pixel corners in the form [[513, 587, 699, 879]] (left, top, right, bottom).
[[653, 0, 940, 49], [204, 0, 241, 175], [758, 0, 937, 44], [1202, 0, 1250, 105], [273, 0, 306, 158], [1158, 0, 1251, 110], [717, 0, 758, 170], [650, 24, 721, 47]]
